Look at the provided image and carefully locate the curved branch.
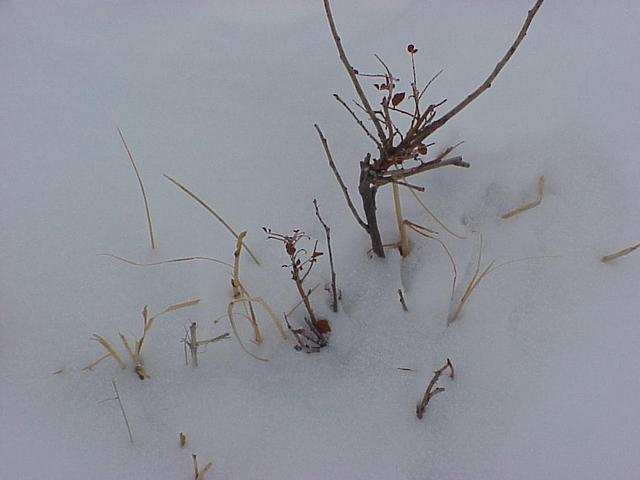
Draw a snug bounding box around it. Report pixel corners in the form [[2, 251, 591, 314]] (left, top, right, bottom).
[[414, 0, 544, 145]]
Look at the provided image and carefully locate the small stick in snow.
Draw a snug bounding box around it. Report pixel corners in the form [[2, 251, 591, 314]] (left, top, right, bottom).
[[188, 322, 198, 367], [398, 289, 408, 312], [192, 454, 213, 480], [501, 175, 545, 219], [601, 242, 640, 263], [416, 358, 454, 419], [313, 199, 339, 312], [183, 322, 230, 367], [179, 432, 187, 448]]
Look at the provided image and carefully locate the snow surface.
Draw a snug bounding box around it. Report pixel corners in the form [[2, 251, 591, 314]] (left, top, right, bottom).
[[2, 1, 640, 478]]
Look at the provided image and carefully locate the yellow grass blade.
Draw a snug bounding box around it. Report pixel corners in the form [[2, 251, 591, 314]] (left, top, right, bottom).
[[501, 175, 545, 220], [164, 174, 260, 265], [91, 334, 127, 369], [601, 242, 640, 263], [406, 186, 467, 239], [97, 253, 233, 269], [82, 353, 111, 372], [119, 333, 137, 364], [117, 127, 156, 249]]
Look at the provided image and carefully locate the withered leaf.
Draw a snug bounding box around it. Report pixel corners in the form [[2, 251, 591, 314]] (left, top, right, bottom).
[[392, 92, 406, 107], [314, 319, 332, 334]]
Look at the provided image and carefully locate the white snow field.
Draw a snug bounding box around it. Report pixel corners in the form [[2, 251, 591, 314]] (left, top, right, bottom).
[[2, 1, 640, 478]]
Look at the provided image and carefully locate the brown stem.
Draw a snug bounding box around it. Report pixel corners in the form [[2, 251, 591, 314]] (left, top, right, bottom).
[[315, 124, 369, 232], [322, 0, 387, 144], [412, 0, 544, 145], [359, 159, 385, 258], [313, 199, 339, 312]]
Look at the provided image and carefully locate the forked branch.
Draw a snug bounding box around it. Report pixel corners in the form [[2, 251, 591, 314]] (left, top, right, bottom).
[[411, 0, 545, 145], [322, 0, 386, 144]]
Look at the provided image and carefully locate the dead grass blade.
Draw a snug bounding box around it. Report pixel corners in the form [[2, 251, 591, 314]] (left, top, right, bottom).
[[82, 353, 111, 372], [285, 283, 321, 318], [227, 296, 288, 362], [406, 186, 467, 239], [117, 128, 156, 249], [404, 220, 458, 302], [601, 242, 640, 263], [448, 235, 557, 323], [501, 175, 545, 220], [164, 174, 260, 265], [91, 335, 127, 369], [98, 253, 232, 269]]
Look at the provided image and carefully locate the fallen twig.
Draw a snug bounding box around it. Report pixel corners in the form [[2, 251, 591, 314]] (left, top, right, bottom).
[[416, 358, 454, 419]]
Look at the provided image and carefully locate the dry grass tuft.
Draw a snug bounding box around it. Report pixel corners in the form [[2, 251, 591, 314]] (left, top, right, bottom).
[[84, 299, 200, 378]]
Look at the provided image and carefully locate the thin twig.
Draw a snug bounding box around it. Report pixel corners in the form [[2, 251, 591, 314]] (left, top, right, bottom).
[[418, 69, 444, 102], [322, 0, 387, 144], [333, 94, 381, 148], [417, 358, 454, 419], [412, 0, 545, 145], [314, 200, 339, 312], [189, 322, 198, 367], [314, 124, 368, 231], [112, 378, 134, 444], [390, 178, 425, 192], [117, 128, 156, 250]]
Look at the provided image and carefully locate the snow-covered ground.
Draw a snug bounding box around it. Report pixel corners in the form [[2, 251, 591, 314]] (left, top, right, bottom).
[[2, 1, 640, 478]]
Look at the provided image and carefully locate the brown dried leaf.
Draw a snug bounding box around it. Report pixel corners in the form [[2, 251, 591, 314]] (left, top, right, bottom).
[[392, 92, 406, 107], [314, 319, 332, 334]]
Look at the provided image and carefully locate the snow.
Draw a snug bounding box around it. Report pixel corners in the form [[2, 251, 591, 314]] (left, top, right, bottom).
[[2, 1, 640, 478]]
